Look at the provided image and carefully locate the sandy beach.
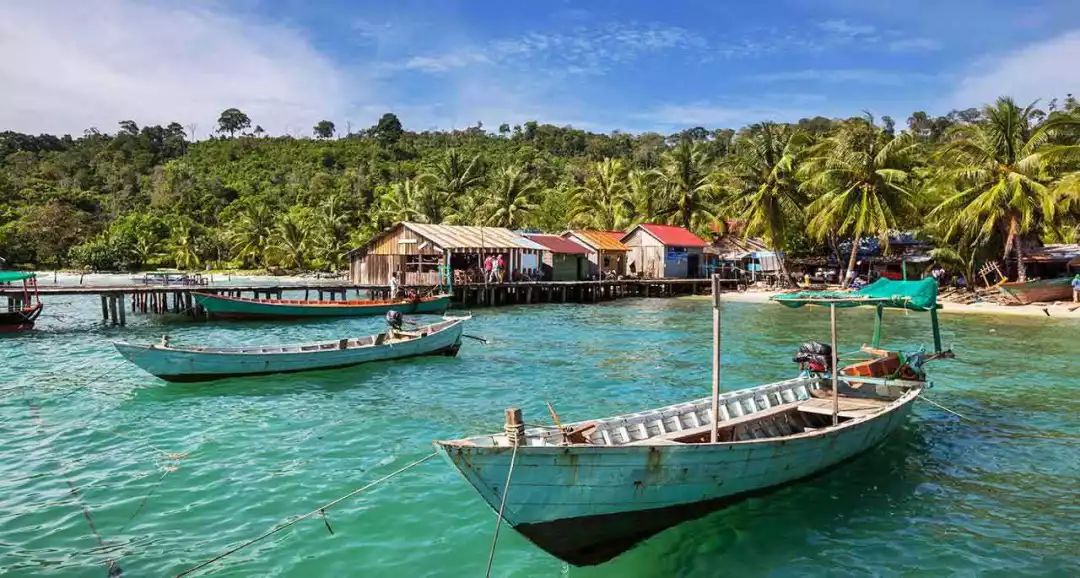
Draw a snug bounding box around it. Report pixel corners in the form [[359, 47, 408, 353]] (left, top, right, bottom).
[[711, 289, 1080, 319]]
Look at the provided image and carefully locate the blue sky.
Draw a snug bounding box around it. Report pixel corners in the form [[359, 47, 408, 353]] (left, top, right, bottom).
[[3, 0, 1080, 135]]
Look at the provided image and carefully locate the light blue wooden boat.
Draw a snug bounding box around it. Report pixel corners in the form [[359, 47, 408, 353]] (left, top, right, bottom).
[[437, 278, 948, 566], [115, 316, 466, 382]]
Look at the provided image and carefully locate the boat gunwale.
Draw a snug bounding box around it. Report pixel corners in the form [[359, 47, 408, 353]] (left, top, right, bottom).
[[435, 378, 921, 450], [192, 291, 451, 308], [114, 318, 465, 356]]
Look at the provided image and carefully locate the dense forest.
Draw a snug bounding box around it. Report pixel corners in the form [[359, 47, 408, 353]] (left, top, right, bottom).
[[1, 97, 1078, 284]]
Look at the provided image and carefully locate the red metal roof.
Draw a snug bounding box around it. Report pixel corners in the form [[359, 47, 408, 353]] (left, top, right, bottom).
[[629, 223, 707, 248], [525, 234, 590, 254]]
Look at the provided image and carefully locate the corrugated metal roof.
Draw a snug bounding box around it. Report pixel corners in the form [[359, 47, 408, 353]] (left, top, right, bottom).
[[403, 222, 547, 251], [704, 235, 772, 259], [525, 234, 590, 254], [628, 223, 707, 248], [1022, 243, 1080, 263], [562, 230, 629, 252]]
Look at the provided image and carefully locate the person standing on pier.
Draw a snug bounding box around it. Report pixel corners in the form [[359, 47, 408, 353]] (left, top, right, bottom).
[[483, 255, 493, 284], [496, 254, 506, 283], [390, 271, 401, 299]]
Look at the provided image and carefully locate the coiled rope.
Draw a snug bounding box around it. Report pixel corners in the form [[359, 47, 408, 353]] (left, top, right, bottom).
[[175, 451, 438, 577], [484, 442, 519, 578]]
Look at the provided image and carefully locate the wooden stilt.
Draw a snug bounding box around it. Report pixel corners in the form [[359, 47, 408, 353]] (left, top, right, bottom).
[[830, 304, 839, 427], [108, 296, 118, 326], [710, 275, 722, 443], [101, 295, 108, 321], [118, 294, 126, 326]]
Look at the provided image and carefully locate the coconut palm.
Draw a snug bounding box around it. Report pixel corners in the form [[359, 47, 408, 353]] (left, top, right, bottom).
[[801, 117, 919, 287], [930, 97, 1080, 280], [168, 221, 201, 270], [377, 179, 426, 224], [230, 202, 275, 269], [656, 141, 719, 234], [626, 169, 660, 225], [571, 158, 630, 230], [726, 122, 810, 285], [424, 149, 485, 220], [273, 210, 310, 271], [314, 195, 351, 271], [483, 164, 539, 228]]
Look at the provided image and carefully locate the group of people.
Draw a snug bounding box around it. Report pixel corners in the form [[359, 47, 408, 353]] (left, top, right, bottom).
[[482, 254, 506, 283]]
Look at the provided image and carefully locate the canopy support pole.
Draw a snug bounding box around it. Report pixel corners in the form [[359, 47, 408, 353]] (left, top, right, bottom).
[[931, 307, 942, 354], [872, 304, 884, 347], [710, 274, 722, 443], [830, 304, 839, 427]]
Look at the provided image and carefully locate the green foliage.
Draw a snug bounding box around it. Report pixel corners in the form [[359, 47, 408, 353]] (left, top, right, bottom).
[[2, 98, 1078, 281]]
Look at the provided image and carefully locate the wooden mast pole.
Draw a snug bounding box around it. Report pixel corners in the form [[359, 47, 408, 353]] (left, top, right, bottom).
[[830, 304, 839, 426], [710, 274, 722, 443]]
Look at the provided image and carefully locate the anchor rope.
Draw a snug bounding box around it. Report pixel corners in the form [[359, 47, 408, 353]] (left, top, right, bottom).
[[484, 442, 520, 578], [174, 451, 438, 577], [918, 395, 975, 423]]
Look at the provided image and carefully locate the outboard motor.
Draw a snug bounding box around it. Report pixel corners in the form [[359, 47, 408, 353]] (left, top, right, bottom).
[[793, 341, 833, 373], [385, 309, 404, 331]]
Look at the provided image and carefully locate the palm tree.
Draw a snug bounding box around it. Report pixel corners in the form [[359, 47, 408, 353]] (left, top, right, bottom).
[[377, 179, 425, 224], [168, 221, 201, 270], [801, 117, 918, 288], [626, 169, 660, 225], [273, 211, 310, 271], [571, 158, 630, 230], [230, 202, 275, 269], [483, 165, 540, 228], [930, 97, 1080, 280], [424, 149, 485, 220], [726, 122, 810, 285], [314, 195, 351, 271], [656, 141, 718, 234]]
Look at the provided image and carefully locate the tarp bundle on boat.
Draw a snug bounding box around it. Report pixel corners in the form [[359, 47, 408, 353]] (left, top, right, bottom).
[[773, 278, 939, 311]]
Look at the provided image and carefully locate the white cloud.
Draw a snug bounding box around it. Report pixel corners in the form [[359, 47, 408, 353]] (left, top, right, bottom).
[[817, 19, 877, 39], [950, 30, 1080, 108], [636, 102, 819, 129], [0, 1, 360, 136]]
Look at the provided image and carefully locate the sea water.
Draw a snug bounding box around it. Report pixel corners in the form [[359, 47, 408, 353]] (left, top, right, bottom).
[[0, 293, 1076, 577]]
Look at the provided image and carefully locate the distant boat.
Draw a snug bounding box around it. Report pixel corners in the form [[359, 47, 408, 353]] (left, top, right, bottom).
[[437, 278, 949, 566], [0, 271, 43, 332], [997, 277, 1072, 304], [192, 291, 451, 319], [114, 316, 467, 382]]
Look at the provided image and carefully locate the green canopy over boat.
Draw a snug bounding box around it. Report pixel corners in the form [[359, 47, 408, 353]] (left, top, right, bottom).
[[0, 271, 35, 283], [772, 278, 939, 311]]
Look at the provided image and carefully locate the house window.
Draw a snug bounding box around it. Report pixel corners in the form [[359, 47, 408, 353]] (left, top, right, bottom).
[[405, 255, 441, 273]]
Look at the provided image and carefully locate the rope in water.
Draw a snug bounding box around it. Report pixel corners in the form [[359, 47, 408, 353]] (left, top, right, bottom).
[[918, 395, 975, 423], [484, 442, 520, 578], [175, 451, 438, 577]]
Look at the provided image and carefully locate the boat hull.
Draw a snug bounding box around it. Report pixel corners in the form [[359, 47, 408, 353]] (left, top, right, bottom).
[[998, 277, 1072, 304], [193, 292, 451, 319], [115, 320, 464, 382], [0, 303, 43, 332], [437, 388, 917, 565]]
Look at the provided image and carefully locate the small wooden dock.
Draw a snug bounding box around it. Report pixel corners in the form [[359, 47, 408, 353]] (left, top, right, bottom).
[[1, 278, 736, 326]]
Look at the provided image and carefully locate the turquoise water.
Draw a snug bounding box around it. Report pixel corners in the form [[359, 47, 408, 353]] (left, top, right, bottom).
[[1, 295, 1077, 577]]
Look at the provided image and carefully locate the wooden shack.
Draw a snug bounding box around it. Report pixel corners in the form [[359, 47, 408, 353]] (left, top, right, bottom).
[[348, 222, 548, 286], [524, 234, 589, 281], [621, 223, 707, 279], [561, 230, 628, 278]]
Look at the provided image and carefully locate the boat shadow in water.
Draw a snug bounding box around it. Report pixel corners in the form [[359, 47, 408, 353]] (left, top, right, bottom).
[[129, 352, 462, 401], [593, 424, 930, 572]]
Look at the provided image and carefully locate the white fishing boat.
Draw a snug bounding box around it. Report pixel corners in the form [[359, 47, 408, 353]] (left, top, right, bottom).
[[437, 278, 950, 565], [115, 315, 468, 382]]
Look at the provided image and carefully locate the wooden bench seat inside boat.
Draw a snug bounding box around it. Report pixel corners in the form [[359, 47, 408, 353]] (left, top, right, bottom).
[[631, 404, 799, 445], [797, 397, 891, 419]]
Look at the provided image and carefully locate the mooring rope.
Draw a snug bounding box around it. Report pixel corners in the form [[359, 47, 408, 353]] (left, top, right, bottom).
[[174, 451, 438, 577], [484, 442, 520, 578], [918, 395, 975, 423]]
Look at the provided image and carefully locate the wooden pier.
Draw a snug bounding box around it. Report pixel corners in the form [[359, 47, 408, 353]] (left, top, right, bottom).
[[0, 278, 736, 326]]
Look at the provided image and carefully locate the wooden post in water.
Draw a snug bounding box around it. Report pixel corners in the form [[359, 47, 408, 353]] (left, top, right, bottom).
[[830, 304, 839, 427], [710, 274, 722, 443], [100, 295, 108, 321], [118, 294, 126, 326], [108, 296, 118, 326]]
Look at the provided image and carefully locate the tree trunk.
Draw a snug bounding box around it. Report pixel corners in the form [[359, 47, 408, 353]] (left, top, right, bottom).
[[776, 252, 792, 288], [1003, 216, 1020, 281], [1016, 235, 1027, 282], [841, 236, 860, 289]]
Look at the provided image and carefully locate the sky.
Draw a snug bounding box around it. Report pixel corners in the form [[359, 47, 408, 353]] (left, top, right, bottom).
[[2, 0, 1080, 137]]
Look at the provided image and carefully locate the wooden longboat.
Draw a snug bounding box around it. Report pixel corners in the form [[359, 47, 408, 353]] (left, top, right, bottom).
[[0, 271, 42, 333], [436, 278, 949, 566], [115, 316, 466, 382], [997, 277, 1072, 304], [192, 291, 450, 320]]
